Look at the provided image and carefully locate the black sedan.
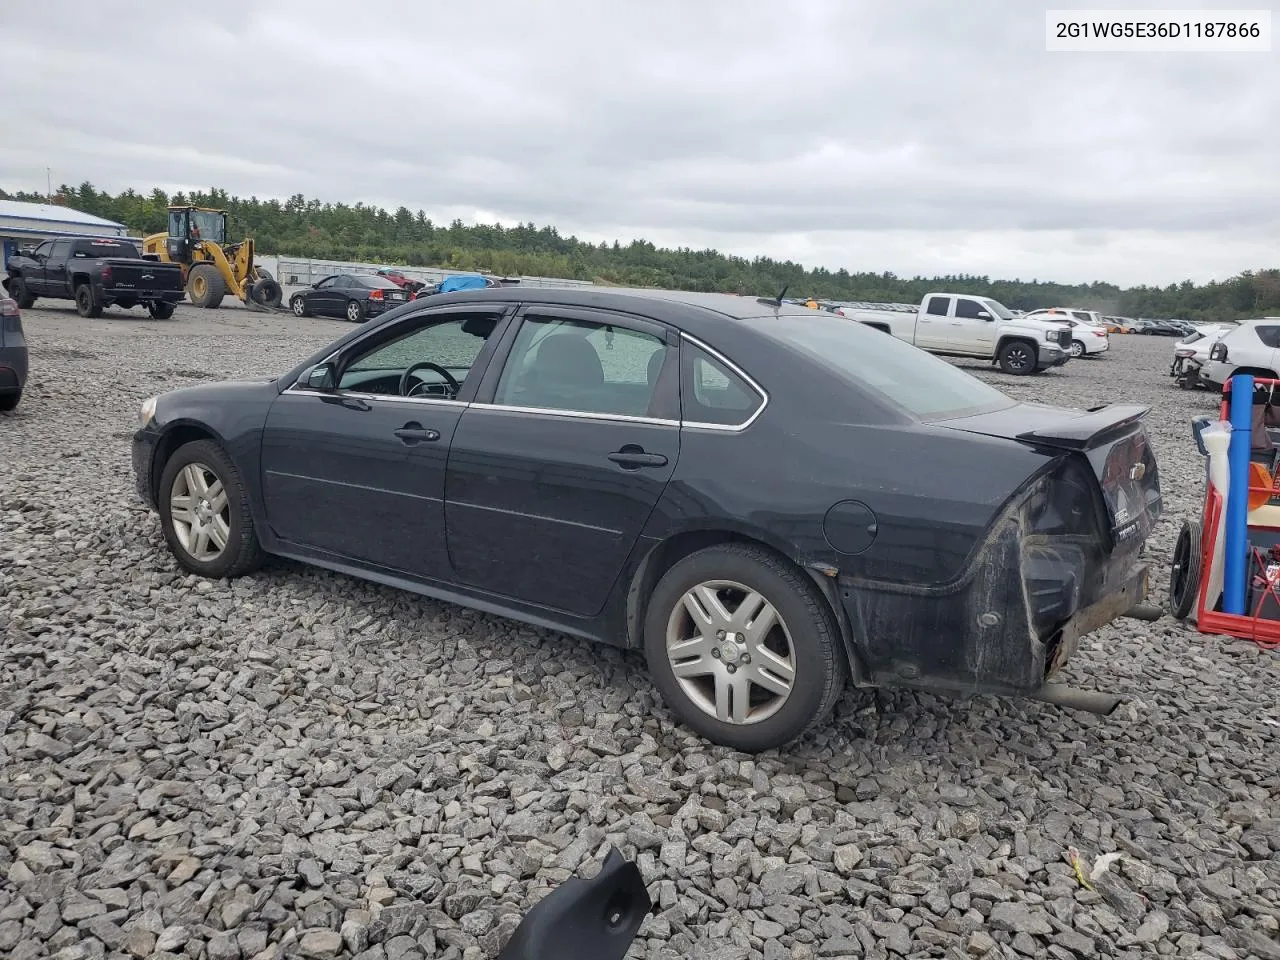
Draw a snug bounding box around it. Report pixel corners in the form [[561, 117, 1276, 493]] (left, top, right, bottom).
[[0, 296, 28, 411], [289, 273, 411, 322], [132, 287, 1163, 750]]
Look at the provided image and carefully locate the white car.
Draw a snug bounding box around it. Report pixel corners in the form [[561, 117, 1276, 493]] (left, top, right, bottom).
[[1199, 318, 1280, 388], [1171, 324, 1230, 386], [1023, 308, 1110, 358]]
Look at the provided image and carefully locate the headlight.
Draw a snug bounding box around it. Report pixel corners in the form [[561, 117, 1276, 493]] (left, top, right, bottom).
[[1044, 330, 1057, 342], [139, 396, 158, 427]]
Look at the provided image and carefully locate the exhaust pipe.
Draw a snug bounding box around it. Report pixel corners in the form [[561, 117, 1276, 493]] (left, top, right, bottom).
[[1121, 602, 1164, 622], [1026, 683, 1122, 716]]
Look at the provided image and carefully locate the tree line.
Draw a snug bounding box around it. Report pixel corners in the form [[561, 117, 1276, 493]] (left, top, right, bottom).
[[5, 181, 1278, 321]]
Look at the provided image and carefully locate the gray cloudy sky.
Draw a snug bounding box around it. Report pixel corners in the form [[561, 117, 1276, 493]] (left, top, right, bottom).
[[3, 0, 1277, 286]]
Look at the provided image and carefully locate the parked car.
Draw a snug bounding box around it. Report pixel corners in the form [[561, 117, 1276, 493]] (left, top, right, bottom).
[[0, 296, 28, 411], [1200, 317, 1280, 389], [289, 274, 412, 322], [1170, 324, 1230, 388], [839, 293, 1072, 374], [1102, 316, 1136, 333], [1024, 309, 1111, 358], [376, 269, 428, 297], [1134, 319, 1184, 336], [132, 287, 1163, 750], [3, 237, 185, 319]]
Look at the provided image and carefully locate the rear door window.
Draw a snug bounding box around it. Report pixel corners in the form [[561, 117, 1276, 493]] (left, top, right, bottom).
[[925, 296, 951, 317]]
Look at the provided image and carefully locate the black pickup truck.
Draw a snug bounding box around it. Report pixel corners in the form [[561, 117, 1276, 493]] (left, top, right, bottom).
[[3, 237, 185, 319]]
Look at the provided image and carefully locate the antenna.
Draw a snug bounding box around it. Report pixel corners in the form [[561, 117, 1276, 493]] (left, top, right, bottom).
[[756, 284, 789, 308]]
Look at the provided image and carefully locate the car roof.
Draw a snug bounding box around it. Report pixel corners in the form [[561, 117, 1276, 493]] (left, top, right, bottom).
[[415, 284, 819, 326]]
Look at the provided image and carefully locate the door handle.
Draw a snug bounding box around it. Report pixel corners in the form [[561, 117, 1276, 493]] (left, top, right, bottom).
[[394, 422, 440, 444], [608, 449, 668, 469]]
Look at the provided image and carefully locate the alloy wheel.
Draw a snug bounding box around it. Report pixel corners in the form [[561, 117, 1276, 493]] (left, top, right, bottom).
[[664, 580, 796, 725], [169, 462, 230, 562]]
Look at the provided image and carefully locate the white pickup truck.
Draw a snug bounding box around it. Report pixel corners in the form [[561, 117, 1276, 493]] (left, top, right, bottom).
[[838, 293, 1074, 375]]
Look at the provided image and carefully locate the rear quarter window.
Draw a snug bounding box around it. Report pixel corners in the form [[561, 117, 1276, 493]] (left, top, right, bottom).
[[681, 342, 763, 427]]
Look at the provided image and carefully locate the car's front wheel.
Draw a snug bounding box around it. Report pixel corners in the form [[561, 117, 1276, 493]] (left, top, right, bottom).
[[643, 543, 846, 752], [291, 295, 309, 317], [158, 439, 265, 579], [997, 339, 1037, 375]]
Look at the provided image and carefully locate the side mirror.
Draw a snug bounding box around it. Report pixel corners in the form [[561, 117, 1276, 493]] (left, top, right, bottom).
[[977, 311, 992, 320], [301, 362, 336, 391], [1190, 416, 1214, 456], [1210, 343, 1228, 362]]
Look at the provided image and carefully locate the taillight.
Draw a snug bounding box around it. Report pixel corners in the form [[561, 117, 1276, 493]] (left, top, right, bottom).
[[101, 265, 112, 283], [369, 289, 384, 300]]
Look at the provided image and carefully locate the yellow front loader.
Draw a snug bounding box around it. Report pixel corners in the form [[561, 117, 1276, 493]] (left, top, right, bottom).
[[142, 206, 283, 310]]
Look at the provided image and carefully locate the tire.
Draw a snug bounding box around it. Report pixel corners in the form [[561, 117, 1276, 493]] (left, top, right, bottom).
[[256, 267, 274, 281], [187, 264, 226, 309], [148, 301, 176, 320], [997, 339, 1037, 375], [0, 391, 20, 412], [250, 277, 283, 308], [345, 299, 364, 323], [10, 277, 35, 309], [1069, 340, 1085, 359], [291, 295, 309, 317], [1168, 519, 1203, 620], [158, 439, 266, 579], [643, 543, 847, 752], [75, 283, 103, 318]]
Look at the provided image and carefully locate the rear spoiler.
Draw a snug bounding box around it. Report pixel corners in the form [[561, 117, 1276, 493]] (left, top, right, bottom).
[[1015, 404, 1149, 452]]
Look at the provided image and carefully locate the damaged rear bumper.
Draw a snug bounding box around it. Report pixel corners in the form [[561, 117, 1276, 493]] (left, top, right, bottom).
[[837, 505, 1151, 703]]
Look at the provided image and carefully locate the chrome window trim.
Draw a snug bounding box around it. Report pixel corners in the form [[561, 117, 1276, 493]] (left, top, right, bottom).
[[285, 332, 769, 431], [283, 386, 470, 409], [473, 403, 679, 427], [678, 333, 769, 433]]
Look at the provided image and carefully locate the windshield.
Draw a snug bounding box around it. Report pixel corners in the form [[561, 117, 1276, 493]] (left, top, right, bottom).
[[753, 312, 1016, 421], [189, 210, 226, 243]]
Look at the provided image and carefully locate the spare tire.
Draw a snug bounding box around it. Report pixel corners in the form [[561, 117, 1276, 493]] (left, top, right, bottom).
[[249, 277, 283, 308]]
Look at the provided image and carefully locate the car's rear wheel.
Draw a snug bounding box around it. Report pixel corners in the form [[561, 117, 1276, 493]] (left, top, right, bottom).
[[643, 543, 846, 752], [1169, 519, 1203, 620], [346, 299, 364, 323], [158, 439, 265, 579], [0, 390, 20, 412], [75, 283, 103, 318], [997, 339, 1037, 375], [1070, 340, 1085, 358]]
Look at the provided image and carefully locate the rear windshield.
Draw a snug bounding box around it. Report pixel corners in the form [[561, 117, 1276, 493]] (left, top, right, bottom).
[[355, 275, 403, 289], [752, 312, 1016, 421], [71, 240, 139, 259]]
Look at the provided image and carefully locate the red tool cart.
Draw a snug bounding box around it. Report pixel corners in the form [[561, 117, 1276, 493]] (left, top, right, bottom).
[[1169, 376, 1280, 648]]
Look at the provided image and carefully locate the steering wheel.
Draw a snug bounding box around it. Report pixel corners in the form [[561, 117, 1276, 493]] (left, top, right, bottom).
[[400, 361, 460, 399]]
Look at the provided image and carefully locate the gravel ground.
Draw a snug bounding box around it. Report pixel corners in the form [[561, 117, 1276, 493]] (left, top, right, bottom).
[[2, 302, 1278, 960]]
